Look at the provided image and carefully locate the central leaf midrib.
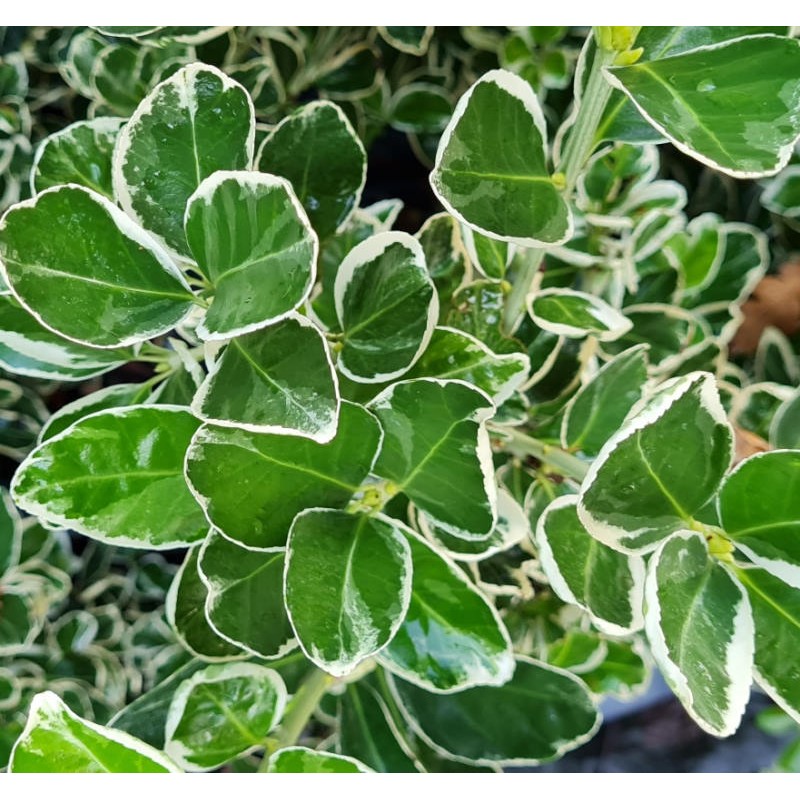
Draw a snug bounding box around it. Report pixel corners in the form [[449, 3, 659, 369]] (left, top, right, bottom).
[[52, 468, 179, 487], [442, 168, 555, 185]]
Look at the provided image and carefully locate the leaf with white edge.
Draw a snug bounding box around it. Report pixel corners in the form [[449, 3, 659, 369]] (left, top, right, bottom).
[[770, 393, 800, 449], [605, 35, 800, 178], [377, 530, 514, 692], [192, 315, 339, 442], [198, 531, 295, 660], [285, 509, 412, 677], [735, 566, 800, 723], [431, 69, 571, 247], [0, 185, 195, 348], [267, 746, 371, 773], [462, 226, 511, 280], [562, 345, 648, 456], [378, 26, 434, 56], [719, 450, 800, 589], [579, 371, 733, 553], [166, 547, 244, 661], [369, 378, 496, 539], [536, 496, 645, 635], [257, 100, 366, 239], [185, 401, 382, 549], [0, 590, 37, 654], [644, 531, 754, 736], [390, 83, 453, 135], [547, 631, 608, 674], [0, 487, 22, 575], [113, 63, 254, 256], [582, 639, 651, 700], [12, 406, 208, 550], [405, 326, 529, 406], [762, 164, 800, 218], [164, 663, 286, 771], [9, 691, 180, 772], [335, 232, 437, 383], [0, 295, 130, 382], [527, 288, 632, 342], [388, 657, 599, 766], [185, 171, 318, 340], [415, 212, 471, 307], [667, 213, 724, 293], [31, 117, 124, 198]]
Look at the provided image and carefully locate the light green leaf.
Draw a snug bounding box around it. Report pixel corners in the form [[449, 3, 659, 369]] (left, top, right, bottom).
[[388, 657, 599, 766], [579, 371, 733, 553], [667, 212, 724, 293], [735, 566, 800, 724], [185, 170, 318, 340], [185, 401, 381, 549], [12, 406, 207, 549], [431, 69, 571, 247], [762, 164, 800, 218], [771, 392, 800, 449], [527, 288, 632, 341], [378, 26, 434, 56], [267, 746, 371, 773], [0, 185, 194, 348], [30, 117, 124, 198], [605, 35, 800, 178], [581, 639, 651, 700], [113, 63, 255, 256], [165, 663, 286, 771], [197, 531, 294, 660], [378, 531, 514, 692], [285, 509, 412, 677], [561, 344, 648, 456], [257, 100, 366, 239], [644, 531, 754, 736], [719, 450, 800, 589], [192, 315, 339, 442], [547, 631, 608, 674], [335, 232, 437, 383], [10, 691, 179, 772], [369, 378, 496, 539], [536, 496, 645, 635]]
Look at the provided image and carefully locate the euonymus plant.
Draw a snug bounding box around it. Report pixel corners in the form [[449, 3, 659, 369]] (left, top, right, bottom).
[[1, 25, 800, 772]]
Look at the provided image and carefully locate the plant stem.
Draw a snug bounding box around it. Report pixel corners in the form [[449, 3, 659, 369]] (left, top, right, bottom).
[[501, 247, 543, 335], [491, 424, 589, 482]]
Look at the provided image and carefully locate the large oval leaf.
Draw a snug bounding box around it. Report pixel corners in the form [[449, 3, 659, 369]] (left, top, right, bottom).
[[12, 406, 207, 549], [0, 185, 194, 348]]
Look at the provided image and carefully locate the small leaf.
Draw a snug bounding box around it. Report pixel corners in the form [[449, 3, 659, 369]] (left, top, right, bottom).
[[0, 185, 194, 348], [186, 401, 382, 548], [257, 100, 366, 239], [335, 232, 437, 383], [113, 63, 254, 255], [719, 450, 800, 589], [390, 83, 452, 134], [771, 392, 800, 449], [581, 639, 651, 700], [644, 531, 754, 736], [378, 26, 434, 56], [267, 746, 371, 773], [0, 487, 22, 575], [579, 371, 733, 553], [415, 211, 471, 308], [285, 509, 412, 677], [185, 171, 318, 340], [10, 691, 179, 772], [527, 288, 632, 341], [13, 406, 207, 549], [762, 164, 800, 218], [165, 663, 286, 771], [431, 69, 572, 247]]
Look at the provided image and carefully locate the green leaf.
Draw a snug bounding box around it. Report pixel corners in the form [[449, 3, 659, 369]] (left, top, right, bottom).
[[0, 185, 194, 348], [185, 401, 381, 548], [463, 227, 510, 280], [285, 509, 412, 676], [378, 26, 434, 56], [415, 212, 471, 308], [257, 100, 366, 239], [166, 547, 244, 660], [527, 288, 632, 341], [762, 164, 800, 218], [581, 639, 651, 700], [579, 371, 733, 553], [378, 531, 513, 692], [165, 663, 286, 771], [30, 117, 124, 198], [185, 171, 318, 340], [335, 232, 437, 383], [113, 63, 254, 255], [536, 496, 645, 635], [192, 315, 339, 442], [431, 69, 571, 247], [12, 406, 208, 549], [0, 590, 37, 654], [735, 566, 800, 724], [198, 531, 294, 660], [266, 746, 371, 773], [644, 531, 754, 736], [0, 487, 22, 575], [719, 451, 800, 589], [369, 378, 496, 539], [390, 83, 452, 134], [561, 344, 648, 456], [388, 657, 599, 766], [10, 691, 179, 772], [547, 631, 607, 674], [606, 35, 800, 178], [771, 392, 800, 449], [667, 212, 724, 293]]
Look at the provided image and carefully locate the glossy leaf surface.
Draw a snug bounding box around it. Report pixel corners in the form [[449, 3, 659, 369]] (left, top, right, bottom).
[[267, 746, 370, 773], [527, 288, 632, 341]]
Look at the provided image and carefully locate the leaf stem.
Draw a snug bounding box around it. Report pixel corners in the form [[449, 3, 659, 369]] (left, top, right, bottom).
[[491, 424, 589, 482], [501, 247, 543, 335]]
